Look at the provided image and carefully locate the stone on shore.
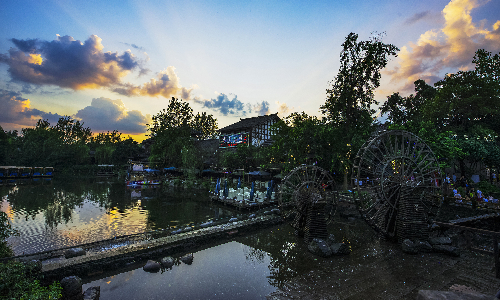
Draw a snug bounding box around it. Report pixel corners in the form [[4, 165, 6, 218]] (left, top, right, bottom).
[[143, 260, 161, 273], [83, 286, 100, 300], [330, 242, 350, 255], [160, 256, 175, 268], [180, 253, 194, 265], [428, 236, 452, 245], [61, 276, 83, 300], [65, 248, 86, 259], [308, 238, 333, 257], [401, 239, 419, 254]]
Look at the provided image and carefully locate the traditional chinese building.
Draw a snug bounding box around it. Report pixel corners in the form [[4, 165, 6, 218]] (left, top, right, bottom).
[[218, 113, 280, 148]]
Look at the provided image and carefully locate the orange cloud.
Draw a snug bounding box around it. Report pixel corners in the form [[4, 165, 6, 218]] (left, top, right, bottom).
[[389, 0, 500, 93], [113, 66, 195, 99], [276, 101, 294, 118]]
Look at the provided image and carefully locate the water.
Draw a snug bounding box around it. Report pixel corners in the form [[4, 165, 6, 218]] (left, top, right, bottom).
[[0, 178, 235, 255], [83, 241, 276, 300]]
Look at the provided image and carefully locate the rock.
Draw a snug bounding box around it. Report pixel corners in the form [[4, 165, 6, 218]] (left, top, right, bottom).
[[143, 260, 161, 273], [271, 208, 280, 215], [171, 229, 183, 235], [180, 253, 194, 265], [308, 238, 333, 257], [414, 240, 433, 252], [61, 276, 83, 300], [229, 217, 238, 222], [325, 234, 336, 246], [428, 236, 452, 245], [200, 220, 213, 228], [248, 214, 256, 219], [432, 244, 460, 257], [416, 290, 491, 300], [83, 286, 100, 300], [160, 256, 175, 268], [401, 239, 419, 254], [183, 227, 193, 232], [330, 243, 350, 255], [65, 248, 86, 259], [263, 210, 272, 215]]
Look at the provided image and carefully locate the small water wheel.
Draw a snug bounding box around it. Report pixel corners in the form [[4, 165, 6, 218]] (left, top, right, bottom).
[[352, 130, 442, 242], [278, 165, 337, 242]]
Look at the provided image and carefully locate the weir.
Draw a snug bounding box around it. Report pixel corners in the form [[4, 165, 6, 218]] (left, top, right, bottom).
[[8, 210, 283, 282]]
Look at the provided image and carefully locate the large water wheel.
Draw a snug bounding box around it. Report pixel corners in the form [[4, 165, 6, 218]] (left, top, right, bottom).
[[278, 165, 337, 243], [352, 130, 442, 242]]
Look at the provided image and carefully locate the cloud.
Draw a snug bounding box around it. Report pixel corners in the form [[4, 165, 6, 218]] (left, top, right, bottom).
[[75, 97, 151, 134], [389, 0, 500, 93], [195, 93, 251, 116], [0, 35, 143, 90], [0, 89, 62, 128], [276, 101, 294, 118], [405, 11, 432, 25], [123, 42, 145, 51], [254, 101, 271, 116], [113, 66, 195, 99]]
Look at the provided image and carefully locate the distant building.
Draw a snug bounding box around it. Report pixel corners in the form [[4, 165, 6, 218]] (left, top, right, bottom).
[[218, 113, 280, 148]]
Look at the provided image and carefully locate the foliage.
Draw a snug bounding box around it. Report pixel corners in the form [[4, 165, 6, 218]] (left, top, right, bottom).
[[424, 49, 500, 134], [321, 32, 398, 188], [0, 211, 16, 258], [0, 261, 62, 299], [381, 79, 436, 133], [148, 97, 218, 167]]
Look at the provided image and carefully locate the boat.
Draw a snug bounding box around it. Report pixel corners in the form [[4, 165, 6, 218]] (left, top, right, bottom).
[[42, 167, 54, 177], [32, 167, 44, 177], [19, 167, 32, 178]]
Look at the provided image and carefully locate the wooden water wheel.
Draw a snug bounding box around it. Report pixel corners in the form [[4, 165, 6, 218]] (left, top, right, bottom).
[[278, 165, 337, 242], [352, 130, 442, 242]]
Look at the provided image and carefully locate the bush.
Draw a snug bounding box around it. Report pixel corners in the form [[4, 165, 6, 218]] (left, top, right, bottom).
[[0, 261, 62, 299], [0, 211, 16, 258]]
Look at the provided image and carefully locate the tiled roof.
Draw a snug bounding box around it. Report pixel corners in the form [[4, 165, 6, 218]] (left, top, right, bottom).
[[218, 113, 280, 133]]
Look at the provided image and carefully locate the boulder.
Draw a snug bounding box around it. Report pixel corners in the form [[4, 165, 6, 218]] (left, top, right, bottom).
[[428, 236, 452, 245], [432, 244, 460, 257], [325, 234, 336, 246], [414, 240, 433, 252], [248, 214, 256, 219], [65, 248, 86, 259], [171, 229, 183, 235], [83, 286, 100, 300], [270, 208, 280, 215], [61, 276, 83, 300], [401, 239, 419, 254], [229, 217, 238, 222], [180, 253, 194, 265], [200, 221, 213, 228], [143, 260, 161, 273], [330, 243, 350, 255], [308, 238, 332, 257], [160, 256, 175, 268]]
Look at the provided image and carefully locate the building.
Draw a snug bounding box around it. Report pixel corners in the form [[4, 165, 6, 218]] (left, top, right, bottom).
[[218, 113, 280, 148]]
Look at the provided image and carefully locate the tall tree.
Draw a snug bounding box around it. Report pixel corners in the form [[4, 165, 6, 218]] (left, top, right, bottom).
[[148, 97, 218, 167], [321, 32, 399, 189]]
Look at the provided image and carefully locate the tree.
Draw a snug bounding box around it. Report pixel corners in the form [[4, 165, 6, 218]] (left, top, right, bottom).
[[380, 79, 436, 133], [424, 49, 500, 134], [321, 32, 399, 189], [148, 97, 218, 167]]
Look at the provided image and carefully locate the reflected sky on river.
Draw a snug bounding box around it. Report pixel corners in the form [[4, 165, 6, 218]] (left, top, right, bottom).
[[0, 178, 235, 255]]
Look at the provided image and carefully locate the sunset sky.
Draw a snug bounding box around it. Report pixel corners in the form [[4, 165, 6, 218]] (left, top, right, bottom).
[[1, 0, 499, 142]]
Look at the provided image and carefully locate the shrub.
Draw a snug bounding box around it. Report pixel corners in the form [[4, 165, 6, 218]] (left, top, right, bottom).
[[0, 261, 62, 299]]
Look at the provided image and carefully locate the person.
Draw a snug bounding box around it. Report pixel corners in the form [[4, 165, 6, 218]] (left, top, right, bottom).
[[476, 189, 482, 202]]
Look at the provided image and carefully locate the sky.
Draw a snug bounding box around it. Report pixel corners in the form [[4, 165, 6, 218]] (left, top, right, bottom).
[[1, 0, 499, 142]]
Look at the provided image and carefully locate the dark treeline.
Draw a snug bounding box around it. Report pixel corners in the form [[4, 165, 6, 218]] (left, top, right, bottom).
[[0, 116, 143, 171]]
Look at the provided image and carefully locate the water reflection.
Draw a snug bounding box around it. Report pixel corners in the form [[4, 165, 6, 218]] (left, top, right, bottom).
[[0, 178, 236, 255]]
